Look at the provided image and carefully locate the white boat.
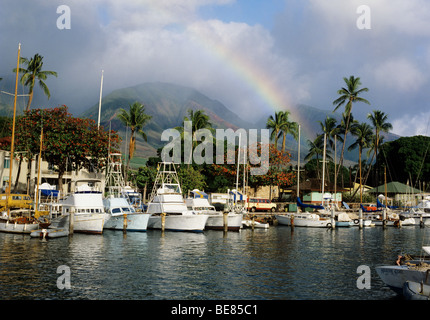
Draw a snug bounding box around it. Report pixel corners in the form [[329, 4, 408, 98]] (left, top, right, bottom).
[[103, 153, 149, 231], [30, 227, 69, 239], [185, 190, 242, 231], [146, 162, 208, 232], [242, 219, 269, 229], [103, 196, 149, 231], [49, 181, 105, 234], [275, 212, 332, 228], [399, 208, 430, 226], [0, 212, 39, 234], [364, 211, 415, 227], [376, 246, 430, 294]]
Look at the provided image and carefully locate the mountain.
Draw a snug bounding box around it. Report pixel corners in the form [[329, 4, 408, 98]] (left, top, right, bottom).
[[81, 82, 254, 160], [80, 82, 400, 167]]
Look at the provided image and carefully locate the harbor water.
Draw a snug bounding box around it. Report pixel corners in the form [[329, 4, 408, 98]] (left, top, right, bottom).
[[1, 225, 428, 300]]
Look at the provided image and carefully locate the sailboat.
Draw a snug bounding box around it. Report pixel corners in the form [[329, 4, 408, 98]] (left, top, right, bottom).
[[146, 162, 209, 232], [275, 129, 333, 228], [0, 44, 39, 234], [103, 153, 150, 231]]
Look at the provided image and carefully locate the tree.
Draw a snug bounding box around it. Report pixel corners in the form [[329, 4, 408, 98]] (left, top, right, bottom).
[[117, 102, 152, 181], [332, 76, 370, 184], [13, 106, 120, 192], [348, 122, 374, 203], [175, 109, 214, 164], [266, 111, 284, 149], [377, 136, 430, 186], [304, 135, 332, 179], [367, 110, 392, 188], [279, 111, 299, 153], [14, 53, 58, 111]]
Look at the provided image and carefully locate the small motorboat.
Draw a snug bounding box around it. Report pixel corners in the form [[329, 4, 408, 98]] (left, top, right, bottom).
[[403, 281, 430, 300], [242, 219, 269, 229], [30, 228, 69, 239]]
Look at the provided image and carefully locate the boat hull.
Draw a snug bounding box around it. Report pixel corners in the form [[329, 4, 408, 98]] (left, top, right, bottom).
[[50, 213, 105, 234], [275, 214, 332, 228], [205, 213, 243, 231], [104, 213, 150, 231], [147, 214, 209, 232], [0, 220, 39, 234], [403, 281, 430, 300], [30, 228, 69, 238], [376, 265, 430, 293]]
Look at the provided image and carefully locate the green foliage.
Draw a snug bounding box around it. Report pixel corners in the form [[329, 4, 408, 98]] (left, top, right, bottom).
[[177, 165, 207, 195], [377, 135, 430, 185]]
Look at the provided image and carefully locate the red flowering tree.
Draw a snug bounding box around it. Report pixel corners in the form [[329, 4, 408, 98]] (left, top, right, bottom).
[[14, 106, 120, 191], [210, 143, 295, 195]]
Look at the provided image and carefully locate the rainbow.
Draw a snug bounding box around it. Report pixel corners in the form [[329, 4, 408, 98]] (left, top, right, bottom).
[[191, 24, 314, 141]]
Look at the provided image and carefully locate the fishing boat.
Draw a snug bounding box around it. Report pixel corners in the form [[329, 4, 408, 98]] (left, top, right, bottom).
[[103, 196, 149, 231], [103, 153, 149, 231], [0, 44, 40, 234], [49, 180, 105, 234], [185, 189, 242, 231], [146, 162, 208, 232]]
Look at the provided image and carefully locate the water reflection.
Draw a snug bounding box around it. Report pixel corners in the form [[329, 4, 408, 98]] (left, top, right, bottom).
[[1, 226, 429, 299]]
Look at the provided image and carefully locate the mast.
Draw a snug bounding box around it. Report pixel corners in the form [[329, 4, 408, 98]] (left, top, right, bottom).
[[321, 133, 327, 206], [6, 43, 21, 215], [97, 70, 104, 129], [35, 127, 43, 215], [297, 124, 301, 214], [235, 133, 241, 205]]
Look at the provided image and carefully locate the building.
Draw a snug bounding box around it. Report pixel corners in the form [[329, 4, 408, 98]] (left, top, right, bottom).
[[0, 150, 105, 196], [367, 181, 423, 206]]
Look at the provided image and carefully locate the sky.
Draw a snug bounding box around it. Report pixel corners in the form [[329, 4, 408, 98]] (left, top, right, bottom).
[[1, 0, 430, 137]]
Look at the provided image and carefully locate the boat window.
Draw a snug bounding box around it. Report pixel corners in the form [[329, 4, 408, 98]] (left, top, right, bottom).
[[112, 208, 121, 214], [122, 207, 130, 212]]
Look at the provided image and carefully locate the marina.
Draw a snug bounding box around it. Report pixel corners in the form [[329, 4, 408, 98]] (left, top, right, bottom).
[[1, 221, 428, 300]]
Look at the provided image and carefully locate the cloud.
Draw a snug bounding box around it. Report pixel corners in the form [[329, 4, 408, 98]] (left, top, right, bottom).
[[1, 0, 430, 137], [373, 58, 426, 92], [392, 111, 430, 136]]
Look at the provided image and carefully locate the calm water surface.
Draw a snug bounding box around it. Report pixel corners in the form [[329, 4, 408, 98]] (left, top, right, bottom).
[[1, 225, 428, 300]]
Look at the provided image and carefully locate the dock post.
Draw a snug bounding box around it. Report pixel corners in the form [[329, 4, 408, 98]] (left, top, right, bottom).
[[290, 213, 294, 230], [383, 208, 387, 228], [223, 211, 228, 233], [330, 206, 335, 229], [123, 214, 128, 232], [69, 210, 74, 235], [161, 212, 166, 232], [359, 208, 363, 229]]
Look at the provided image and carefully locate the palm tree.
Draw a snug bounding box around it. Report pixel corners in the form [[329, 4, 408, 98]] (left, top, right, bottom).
[[279, 111, 299, 153], [367, 110, 392, 188], [175, 109, 213, 164], [117, 101, 152, 181], [304, 135, 332, 179], [348, 122, 374, 203], [14, 53, 58, 111], [332, 76, 370, 183], [266, 111, 284, 149]]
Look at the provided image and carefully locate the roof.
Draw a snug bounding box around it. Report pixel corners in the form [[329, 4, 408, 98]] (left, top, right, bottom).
[[367, 181, 422, 194]]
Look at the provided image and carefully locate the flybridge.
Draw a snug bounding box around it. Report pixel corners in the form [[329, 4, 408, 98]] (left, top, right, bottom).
[[160, 121, 270, 175]]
